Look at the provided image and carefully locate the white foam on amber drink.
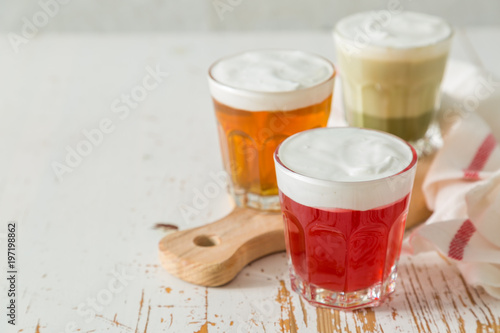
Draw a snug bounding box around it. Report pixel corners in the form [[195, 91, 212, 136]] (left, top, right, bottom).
[[208, 50, 335, 111], [334, 11, 452, 60], [274, 128, 417, 211]]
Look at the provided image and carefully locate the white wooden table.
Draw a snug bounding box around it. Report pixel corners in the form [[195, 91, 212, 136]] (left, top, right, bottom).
[[1, 29, 500, 333]]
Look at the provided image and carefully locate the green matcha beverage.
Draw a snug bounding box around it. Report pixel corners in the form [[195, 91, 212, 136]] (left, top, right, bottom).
[[334, 11, 452, 151]]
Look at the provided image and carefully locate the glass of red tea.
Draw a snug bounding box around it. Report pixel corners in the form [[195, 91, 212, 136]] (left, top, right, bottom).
[[274, 127, 417, 309]]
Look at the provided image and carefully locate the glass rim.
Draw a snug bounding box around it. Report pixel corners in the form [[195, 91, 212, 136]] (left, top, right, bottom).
[[274, 127, 418, 186], [333, 12, 454, 50], [208, 49, 336, 96]]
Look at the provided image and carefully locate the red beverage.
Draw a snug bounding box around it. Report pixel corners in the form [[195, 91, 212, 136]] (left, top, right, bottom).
[[280, 192, 409, 293], [274, 127, 417, 308]]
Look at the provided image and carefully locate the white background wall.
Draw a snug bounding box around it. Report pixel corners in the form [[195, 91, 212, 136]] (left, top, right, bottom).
[[1, 0, 500, 33]]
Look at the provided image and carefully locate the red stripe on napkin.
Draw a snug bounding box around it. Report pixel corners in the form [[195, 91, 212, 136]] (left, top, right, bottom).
[[448, 219, 476, 260], [463, 133, 497, 180]]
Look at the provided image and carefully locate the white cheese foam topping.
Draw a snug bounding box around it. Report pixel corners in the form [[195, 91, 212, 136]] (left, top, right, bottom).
[[208, 50, 335, 111], [335, 11, 452, 49], [275, 127, 417, 210]]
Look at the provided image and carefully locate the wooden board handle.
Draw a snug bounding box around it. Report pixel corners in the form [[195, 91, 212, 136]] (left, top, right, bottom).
[[159, 207, 285, 287]]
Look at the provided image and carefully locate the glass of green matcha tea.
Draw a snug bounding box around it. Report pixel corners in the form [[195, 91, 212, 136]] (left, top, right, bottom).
[[334, 11, 452, 155]]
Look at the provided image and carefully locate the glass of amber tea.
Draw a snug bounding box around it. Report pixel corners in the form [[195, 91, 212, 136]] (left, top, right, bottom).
[[208, 50, 336, 210], [275, 127, 417, 309]]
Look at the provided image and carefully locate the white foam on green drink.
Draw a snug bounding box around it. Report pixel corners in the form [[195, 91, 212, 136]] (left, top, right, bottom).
[[275, 128, 416, 211], [335, 11, 452, 59], [208, 50, 335, 111]]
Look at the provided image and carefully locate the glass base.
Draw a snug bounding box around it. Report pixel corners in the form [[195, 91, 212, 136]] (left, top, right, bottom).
[[409, 122, 443, 158], [289, 266, 398, 310], [232, 191, 281, 211]]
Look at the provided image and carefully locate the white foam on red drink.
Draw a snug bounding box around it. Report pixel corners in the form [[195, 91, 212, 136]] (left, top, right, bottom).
[[334, 11, 452, 59], [208, 50, 335, 111], [275, 127, 416, 211]]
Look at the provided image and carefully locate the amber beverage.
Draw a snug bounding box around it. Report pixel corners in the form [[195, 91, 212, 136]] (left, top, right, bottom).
[[208, 50, 336, 210]]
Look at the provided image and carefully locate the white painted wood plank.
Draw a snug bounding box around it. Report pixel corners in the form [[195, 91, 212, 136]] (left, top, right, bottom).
[[0, 31, 499, 333]]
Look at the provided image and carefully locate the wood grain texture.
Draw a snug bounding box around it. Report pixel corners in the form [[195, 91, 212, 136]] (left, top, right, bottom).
[[311, 254, 500, 333], [4, 32, 499, 333], [159, 207, 285, 286]]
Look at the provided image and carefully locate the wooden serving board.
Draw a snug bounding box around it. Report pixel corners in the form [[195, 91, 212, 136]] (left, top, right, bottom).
[[159, 153, 435, 287]]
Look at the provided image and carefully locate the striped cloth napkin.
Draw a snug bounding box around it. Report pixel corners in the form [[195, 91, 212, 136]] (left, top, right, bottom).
[[404, 61, 500, 299]]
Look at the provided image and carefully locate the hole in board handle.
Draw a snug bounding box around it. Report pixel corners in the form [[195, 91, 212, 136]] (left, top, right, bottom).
[[193, 234, 221, 247]]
